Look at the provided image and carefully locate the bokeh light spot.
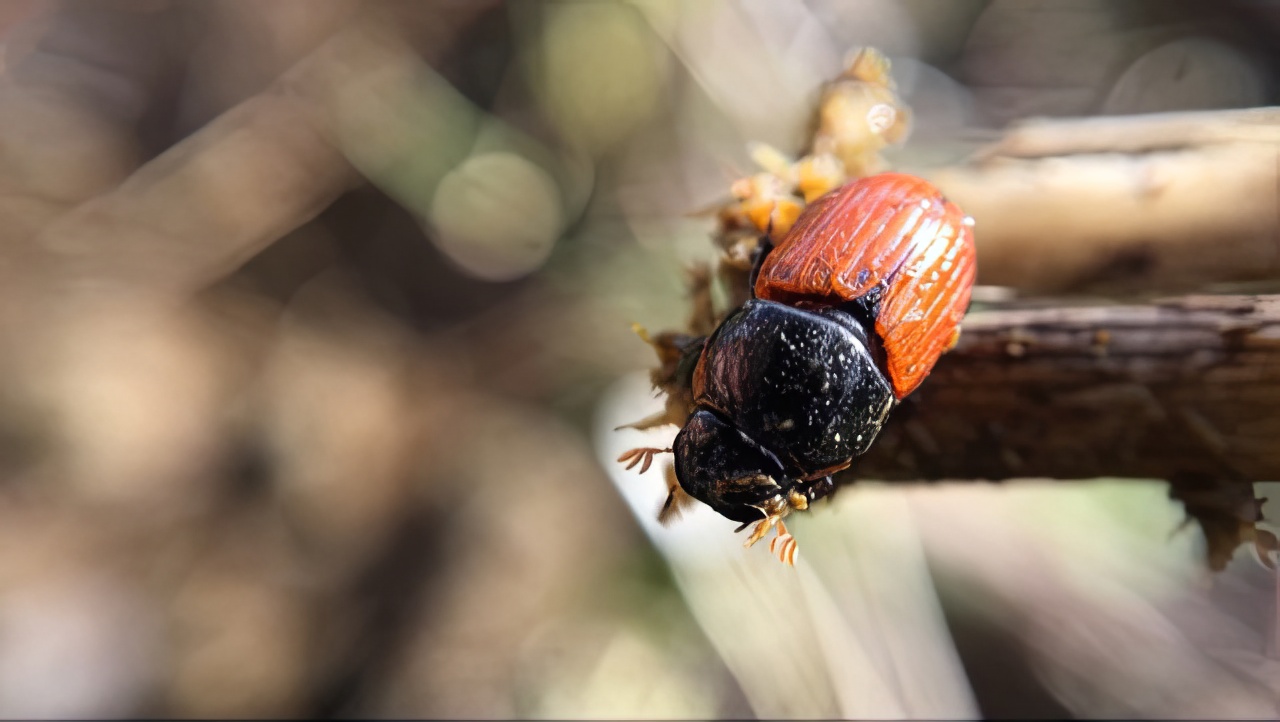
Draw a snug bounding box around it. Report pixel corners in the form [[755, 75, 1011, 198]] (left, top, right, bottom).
[[429, 151, 564, 282]]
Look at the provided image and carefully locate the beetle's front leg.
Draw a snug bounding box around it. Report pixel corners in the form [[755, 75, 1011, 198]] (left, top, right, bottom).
[[743, 514, 779, 548], [616, 446, 671, 474], [769, 519, 798, 565], [743, 514, 799, 565], [742, 493, 802, 565]]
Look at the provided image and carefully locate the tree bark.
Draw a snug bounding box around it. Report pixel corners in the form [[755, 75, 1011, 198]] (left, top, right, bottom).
[[858, 294, 1280, 482]]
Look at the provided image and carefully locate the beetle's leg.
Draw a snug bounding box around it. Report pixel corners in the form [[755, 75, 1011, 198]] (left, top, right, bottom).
[[744, 490, 802, 559], [616, 447, 672, 474], [614, 410, 675, 432], [747, 236, 774, 297], [657, 465, 697, 525], [769, 519, 799, 565], [743, 514, 778, 548]]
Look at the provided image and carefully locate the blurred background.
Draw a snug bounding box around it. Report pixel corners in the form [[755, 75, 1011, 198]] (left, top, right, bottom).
[[2, 0, 1280, 717]]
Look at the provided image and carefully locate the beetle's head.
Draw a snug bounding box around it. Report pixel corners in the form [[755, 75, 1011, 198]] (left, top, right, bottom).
[[672, 408, 796, 524]]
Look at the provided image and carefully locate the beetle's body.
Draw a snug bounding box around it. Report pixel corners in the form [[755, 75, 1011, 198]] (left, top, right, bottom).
[[622, 173, 976, 563], [755, 173, 977, 398], [689, 300, 893, 483]]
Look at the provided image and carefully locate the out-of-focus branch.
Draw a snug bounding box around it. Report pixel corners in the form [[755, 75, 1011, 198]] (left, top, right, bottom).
[[22, 23, 383, 301], [14, 4, 498, 308], [29, 85, 356, 298], [0, 1, 169, 246], [924, 110, 1280, 295], [973, 107, 1280, 158]]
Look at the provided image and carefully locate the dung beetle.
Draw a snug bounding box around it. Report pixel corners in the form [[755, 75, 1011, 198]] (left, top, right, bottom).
[[620, 173, 976, 563]]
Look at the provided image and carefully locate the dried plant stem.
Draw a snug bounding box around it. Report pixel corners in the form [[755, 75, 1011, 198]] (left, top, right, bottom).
[[928, 140, 1280, 295]]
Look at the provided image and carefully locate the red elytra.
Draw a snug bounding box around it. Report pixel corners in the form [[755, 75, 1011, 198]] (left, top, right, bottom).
[[753, 172, 977, 398]]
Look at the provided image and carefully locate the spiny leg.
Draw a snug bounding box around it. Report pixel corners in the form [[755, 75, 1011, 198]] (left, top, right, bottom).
[[616, 447, 672, 474], [741, 492, 804, 564], [769, 519, 799, 565], [743, 514, 780, 548], [657, 464, 697, 526], [615, 410, 676, 432], [744, 514, 799, 565]]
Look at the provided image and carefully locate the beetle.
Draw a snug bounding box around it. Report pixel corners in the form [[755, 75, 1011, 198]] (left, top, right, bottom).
[[620, 173, 976, 563]]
